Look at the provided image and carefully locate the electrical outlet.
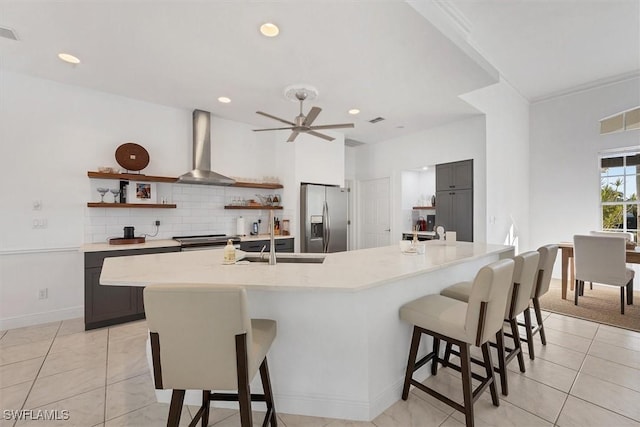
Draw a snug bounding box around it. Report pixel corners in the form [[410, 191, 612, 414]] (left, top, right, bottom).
[[155, 220, 161, 226], [33, 200, 42, 210], [38, 288, 48, 300]]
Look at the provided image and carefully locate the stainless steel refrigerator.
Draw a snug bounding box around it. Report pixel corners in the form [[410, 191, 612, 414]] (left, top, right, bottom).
[[300, 184, 348, 253]]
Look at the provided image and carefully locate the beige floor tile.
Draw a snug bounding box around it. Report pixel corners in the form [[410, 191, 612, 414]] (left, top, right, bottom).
[[16, 386, 105, 427], [39, 345, 107, 378], [501, 371, 567, 422], [594, 328, 640, 352], [105, 402, 192, 426], [580, 355, 640, 392], [543, 327, 592, 353], [106, 333, 149, 384], [0, 340, 51, 366], [187, 406, 237, 426], [598, 324, 640, 339], [557, 395, 640, 427], [325, 420, 376, 427], [506, 356, 578, 393], [56, 318, 87, 337], [439, 415, 465, 427], [570, 372, 640, 421], [372, 393, 449, 427], [107, 320, 148, 343], [0, 357, 43, 389], [211, 411, 272, 427], [105, 373, 156, 421], [449, 393, 553, 427], [25, 364, 106, 409], [530, 341, 587, 370], [0, 381, 32, 427], [49, 328, 107, 354], [588, 340, 640, 370], [0, 323, 59, 348], [543, 315, 599, 339], [279, 412, 338, 427]]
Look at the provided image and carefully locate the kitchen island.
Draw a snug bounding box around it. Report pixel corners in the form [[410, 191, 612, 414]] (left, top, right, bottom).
[[101, 241, 513, 421]]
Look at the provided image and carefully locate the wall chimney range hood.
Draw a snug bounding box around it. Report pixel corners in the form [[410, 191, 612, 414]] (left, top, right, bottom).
[[177, 109, 235, 186]]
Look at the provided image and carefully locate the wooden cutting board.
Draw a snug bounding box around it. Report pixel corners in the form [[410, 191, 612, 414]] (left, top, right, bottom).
[[115, 143, 149, 171]]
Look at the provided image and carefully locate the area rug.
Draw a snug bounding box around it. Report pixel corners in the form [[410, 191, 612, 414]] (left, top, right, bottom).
[[538, 279, 640, 332]]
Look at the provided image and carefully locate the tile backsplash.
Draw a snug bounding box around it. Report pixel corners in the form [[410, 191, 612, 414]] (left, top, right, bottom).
[[85, 183, 292, 243]]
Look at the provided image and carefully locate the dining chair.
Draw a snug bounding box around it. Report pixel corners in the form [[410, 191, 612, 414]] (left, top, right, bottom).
[[573, 235, 634, 314], [587, 231, 633, 290], [144, 285, 278, 427]]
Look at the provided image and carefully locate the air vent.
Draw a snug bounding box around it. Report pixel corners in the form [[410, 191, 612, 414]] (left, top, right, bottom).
[[345, 138, 365, 147], [0, 27, 18, 41], [368, 117, 385, 124]]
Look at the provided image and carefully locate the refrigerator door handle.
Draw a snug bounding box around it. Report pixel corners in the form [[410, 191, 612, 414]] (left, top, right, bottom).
[[325, 201, 331, 253], [323, 201, 329, 253]]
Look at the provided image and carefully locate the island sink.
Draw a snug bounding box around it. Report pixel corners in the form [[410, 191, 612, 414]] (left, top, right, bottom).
[[243, 254, 326, 264]]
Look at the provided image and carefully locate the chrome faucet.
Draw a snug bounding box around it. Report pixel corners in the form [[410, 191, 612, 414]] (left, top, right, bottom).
[[260, 245, 267, 260], [268, 210, 276, 265]]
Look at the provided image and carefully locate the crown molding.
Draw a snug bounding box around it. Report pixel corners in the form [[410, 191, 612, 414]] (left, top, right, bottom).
[[532, 70, 640, 104]]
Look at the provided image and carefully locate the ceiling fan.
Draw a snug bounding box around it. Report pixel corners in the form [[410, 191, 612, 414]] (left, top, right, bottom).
[[253, 86, 354, 142]]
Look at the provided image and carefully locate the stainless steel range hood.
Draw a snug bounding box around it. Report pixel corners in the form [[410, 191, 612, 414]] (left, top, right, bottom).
[[177, 109, 235, 186]]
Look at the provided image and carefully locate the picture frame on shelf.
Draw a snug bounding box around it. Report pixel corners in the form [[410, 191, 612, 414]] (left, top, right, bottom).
[[131, 181, 157, 203]]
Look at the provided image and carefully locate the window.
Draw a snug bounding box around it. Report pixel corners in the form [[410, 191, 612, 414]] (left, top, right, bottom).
[[600, 151, 640, 240]]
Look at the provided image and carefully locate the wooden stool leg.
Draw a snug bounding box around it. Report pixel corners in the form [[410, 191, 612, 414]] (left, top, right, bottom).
[[523, 308, 535, 360], [510, 318, 526, 373], [459, 343, 475, 427], [495, 330, 508, 396], [402, 326, 422, 400], [432, 337, 440, 375], [443, 342, 453, 367], [532, 297, 546, 346], [482, 341, 500, 407], [201, 390, 210, 427], [236, 334, 253, 427], [260, 358, 278, 426], [167, 389, 185, 427]]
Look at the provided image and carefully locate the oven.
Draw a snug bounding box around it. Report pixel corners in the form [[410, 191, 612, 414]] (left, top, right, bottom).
[[173, 234, 241, 251]]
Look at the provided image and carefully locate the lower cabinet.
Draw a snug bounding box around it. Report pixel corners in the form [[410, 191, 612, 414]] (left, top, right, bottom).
[[240, 237, 294, 253], [84, 246, 180, 330], [435, 189, 473, 242]]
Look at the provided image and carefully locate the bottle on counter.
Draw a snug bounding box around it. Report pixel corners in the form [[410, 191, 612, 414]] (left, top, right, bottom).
[[223, 239, 236, 265]]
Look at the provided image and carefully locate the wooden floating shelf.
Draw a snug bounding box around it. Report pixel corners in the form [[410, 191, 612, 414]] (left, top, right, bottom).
[[231, 182, 283, 189], [88, 171, 178, 183], [413, 206, 436, 210], [224, 205, 283, 210], [87, 203, 177, 209]]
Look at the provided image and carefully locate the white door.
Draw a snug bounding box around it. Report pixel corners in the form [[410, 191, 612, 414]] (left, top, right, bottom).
[[359, 177, 391, 249]]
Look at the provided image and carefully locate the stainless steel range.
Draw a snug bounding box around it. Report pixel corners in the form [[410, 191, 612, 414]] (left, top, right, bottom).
[[173, 234, 240, 251]]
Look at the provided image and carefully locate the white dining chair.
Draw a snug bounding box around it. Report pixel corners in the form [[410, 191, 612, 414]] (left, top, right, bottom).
[[573, 235, 634, 314]]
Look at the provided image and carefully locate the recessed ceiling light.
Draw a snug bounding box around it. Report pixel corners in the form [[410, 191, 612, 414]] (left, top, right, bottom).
[[348, 109, 360, 115], [58, 53, 80, 64], [218, 96, 231, 104], [422, 166, 428, 171], [260, 23, 279, 37]]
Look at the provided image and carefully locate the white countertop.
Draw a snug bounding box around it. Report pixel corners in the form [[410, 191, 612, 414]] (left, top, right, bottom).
[[80, 239, 180, 253], [101, 241, 513, 292], [403, 231, 436, 236], [239, 234, 294, 242]]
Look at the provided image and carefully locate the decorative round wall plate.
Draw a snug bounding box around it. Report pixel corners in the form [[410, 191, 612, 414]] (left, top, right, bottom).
[[115, 143, 149, 171]]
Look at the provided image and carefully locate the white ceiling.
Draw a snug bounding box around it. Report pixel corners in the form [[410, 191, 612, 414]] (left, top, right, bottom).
[[1, 1, 638, 144]]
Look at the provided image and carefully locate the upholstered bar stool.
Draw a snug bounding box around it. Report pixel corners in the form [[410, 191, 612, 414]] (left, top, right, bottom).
[[144, 285, 278, 427], [400, 259, 515, 427], [440, 251, 540, 396], [518, 244, 558, 359]]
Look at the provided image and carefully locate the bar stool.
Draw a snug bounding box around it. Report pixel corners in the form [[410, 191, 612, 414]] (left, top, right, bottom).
[[399, 259, 515, 427], [144, 285, 278, 427], [439, 251, 540, 396]]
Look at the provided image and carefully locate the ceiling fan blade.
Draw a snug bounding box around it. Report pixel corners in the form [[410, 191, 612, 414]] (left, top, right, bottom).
[[302, 107, 322, 127], [253, 126, 295, 132], [256, 111, 296, 126], [309, 123, 355, 130], [287, 131, 300, 142], [307, 130, 335, 142]]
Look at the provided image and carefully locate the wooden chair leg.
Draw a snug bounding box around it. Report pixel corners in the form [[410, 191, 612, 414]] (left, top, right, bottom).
[[236, 334, 253, 427], [167, 389, 185, 427], [510, 318, 526, 373], [523, 308, 535, 360], [201, 390, 210, 427], [402, 326, 421, 400], [574, 279, 579, 306], [481, 342, 499, 407], [459, 343, 475, 427], [589, 281, 593, 290], [627, 279, 634, 305], [495, 330, 508, 396], [532, 297, 546, 346], [620, 287, 625, 315], [443, 342, 453, 367], [432, 337, 440, 375], [259, 358, 278, 427]]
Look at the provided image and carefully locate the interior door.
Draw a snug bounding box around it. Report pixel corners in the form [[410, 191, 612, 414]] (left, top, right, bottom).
[[359, 177, 391, 249]]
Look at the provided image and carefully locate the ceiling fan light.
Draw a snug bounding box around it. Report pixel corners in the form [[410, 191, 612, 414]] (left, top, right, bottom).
[[260, 23, 279, 37], [348, 108, 360, 115], [58, 53, 80, 64], [218, 96, 231, 103]]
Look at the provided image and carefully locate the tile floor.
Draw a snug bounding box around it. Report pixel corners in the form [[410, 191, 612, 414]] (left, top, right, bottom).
[[1, 312, 639, 426]]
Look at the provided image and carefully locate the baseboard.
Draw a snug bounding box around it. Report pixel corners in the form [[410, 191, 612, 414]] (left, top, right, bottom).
[[0, 306, 83, 330]]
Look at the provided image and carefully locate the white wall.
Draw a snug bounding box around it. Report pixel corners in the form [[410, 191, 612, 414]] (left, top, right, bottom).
[[0, 71, 344, 328], [461, 77, 531, 251], [354, 116, 487, 245], [530, 77, 640, 257]]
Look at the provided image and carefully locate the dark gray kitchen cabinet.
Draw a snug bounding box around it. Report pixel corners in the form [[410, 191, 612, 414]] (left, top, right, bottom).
[[436, 159, 473, 192], [436, 160, 473, 242], [240, 237, 294, 253], [84, 246, 180, 330]]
